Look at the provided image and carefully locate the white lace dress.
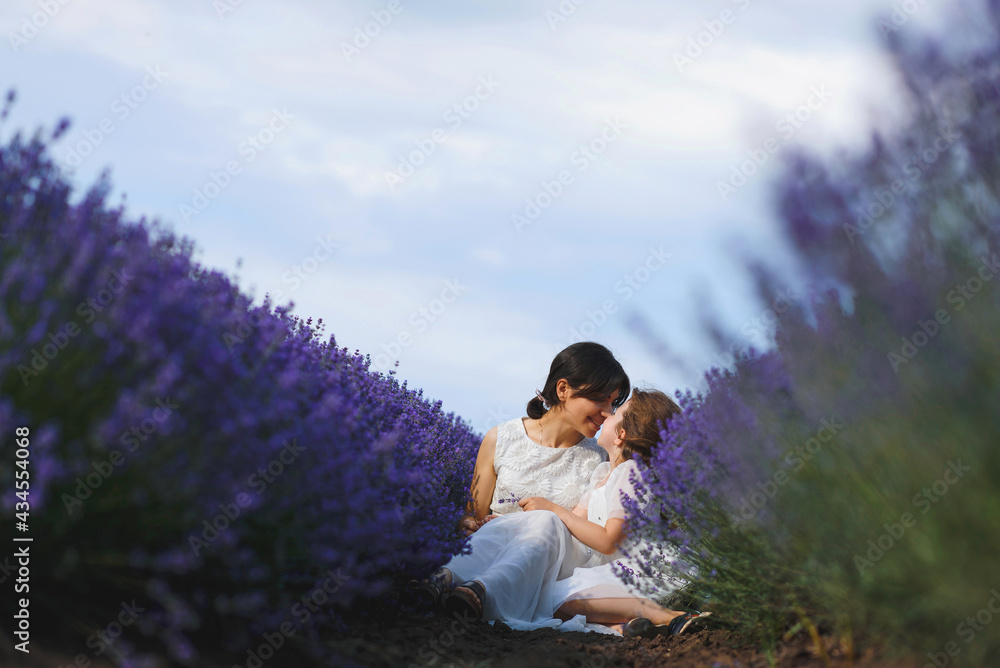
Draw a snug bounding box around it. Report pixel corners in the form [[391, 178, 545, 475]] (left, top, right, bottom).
[[548, 460, 685, 611], [444, 417, 607, 622], [488, 417, 607, 515]]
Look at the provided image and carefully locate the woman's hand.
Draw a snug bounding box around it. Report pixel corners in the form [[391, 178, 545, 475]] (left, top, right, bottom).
[[519, 497, 558, 513], [458, 515, 483, 536]]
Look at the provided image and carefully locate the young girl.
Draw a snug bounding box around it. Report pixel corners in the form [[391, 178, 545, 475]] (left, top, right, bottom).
[[414, 342, 630, 618], [450, 388, 708, 637], [544, 388, 706, 637]]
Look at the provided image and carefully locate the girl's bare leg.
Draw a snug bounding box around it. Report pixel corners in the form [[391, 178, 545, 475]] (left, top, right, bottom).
[[556, 597, 685, 627]]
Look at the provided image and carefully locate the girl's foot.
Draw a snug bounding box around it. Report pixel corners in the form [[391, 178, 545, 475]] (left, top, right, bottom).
[[622, 611, 711, 638], [444, 580, 486, 619]]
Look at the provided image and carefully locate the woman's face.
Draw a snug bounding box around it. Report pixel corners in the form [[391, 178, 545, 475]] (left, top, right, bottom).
[[557, 381, 619, 438], [597, 398, 630, 452]]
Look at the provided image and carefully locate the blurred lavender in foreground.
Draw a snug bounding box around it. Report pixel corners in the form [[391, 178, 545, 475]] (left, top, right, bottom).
[[624, 4, 1000, 662]]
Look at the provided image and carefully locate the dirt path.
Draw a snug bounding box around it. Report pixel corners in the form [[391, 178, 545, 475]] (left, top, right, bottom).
[[324, 613, 916, 668], [2, 613, 917, 667]]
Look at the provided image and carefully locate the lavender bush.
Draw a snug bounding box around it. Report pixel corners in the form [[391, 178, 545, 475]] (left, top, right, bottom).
[[0, 97, 479, 664], [627, 5, 1000, 662]]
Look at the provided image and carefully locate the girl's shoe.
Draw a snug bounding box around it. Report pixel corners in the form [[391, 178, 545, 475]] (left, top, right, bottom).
[[406, 570, 452, 609], [623, 611, 711, 638], [444, 580, 486, 619]]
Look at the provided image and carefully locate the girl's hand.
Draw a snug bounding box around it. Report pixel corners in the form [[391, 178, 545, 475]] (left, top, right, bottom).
[[519, 497, 557, 513], [482, 514, 499, 523]]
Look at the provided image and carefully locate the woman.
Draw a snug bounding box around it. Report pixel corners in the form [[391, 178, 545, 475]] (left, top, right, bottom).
[[414, 341, 629, 619]]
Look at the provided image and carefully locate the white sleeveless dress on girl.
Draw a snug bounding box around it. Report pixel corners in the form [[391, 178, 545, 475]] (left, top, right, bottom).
[[547, 459, 686, 619], [444, 417, 607, 623]]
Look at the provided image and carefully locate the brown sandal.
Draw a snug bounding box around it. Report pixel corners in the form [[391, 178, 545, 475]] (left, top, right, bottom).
[[405, 570, 452, 609], [623, 611, 712, 638], [444, 580, 486, 619]]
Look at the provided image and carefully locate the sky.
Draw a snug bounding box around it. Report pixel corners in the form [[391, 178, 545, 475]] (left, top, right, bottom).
[[1, 0, 970, 434]]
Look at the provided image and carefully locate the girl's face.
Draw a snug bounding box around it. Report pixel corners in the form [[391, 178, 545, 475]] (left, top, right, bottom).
[[597, 398, 629, 453], [556, 380, 620, 438]]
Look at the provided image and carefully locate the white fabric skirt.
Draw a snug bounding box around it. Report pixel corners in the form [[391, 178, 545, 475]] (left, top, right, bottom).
[[444, 510, 593, 623]]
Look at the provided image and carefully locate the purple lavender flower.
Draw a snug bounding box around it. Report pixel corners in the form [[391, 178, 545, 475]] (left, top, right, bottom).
[[0, 111, 480, 661]]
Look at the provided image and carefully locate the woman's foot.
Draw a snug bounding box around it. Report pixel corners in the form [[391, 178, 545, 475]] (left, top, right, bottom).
[[444, 580, 486, 619], [406, 568, 453, 609]]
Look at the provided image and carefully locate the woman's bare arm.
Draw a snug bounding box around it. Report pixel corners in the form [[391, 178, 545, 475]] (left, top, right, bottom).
[[457, 427, 498, 535]]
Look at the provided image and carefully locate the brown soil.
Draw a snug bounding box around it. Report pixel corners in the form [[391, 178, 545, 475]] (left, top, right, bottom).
[[2, 613, 920, 668], [322, 613, 919, 668]]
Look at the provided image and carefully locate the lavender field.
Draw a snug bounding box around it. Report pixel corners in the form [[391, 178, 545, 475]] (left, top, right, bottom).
[[2, 3, 1000, 668]]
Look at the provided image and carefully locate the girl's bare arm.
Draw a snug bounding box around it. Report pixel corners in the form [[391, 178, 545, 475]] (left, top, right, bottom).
[[520, 497, 626, 555]]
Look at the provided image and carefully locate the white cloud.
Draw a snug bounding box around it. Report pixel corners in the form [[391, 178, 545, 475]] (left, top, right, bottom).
[[0, 0, 954, 421]]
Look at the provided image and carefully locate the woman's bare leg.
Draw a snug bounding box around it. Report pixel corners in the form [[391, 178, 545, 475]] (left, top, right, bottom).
[[556, 597, 685, 626]]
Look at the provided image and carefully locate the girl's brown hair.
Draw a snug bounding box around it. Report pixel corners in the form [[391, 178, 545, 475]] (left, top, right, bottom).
[[620, 388, 682, 465]]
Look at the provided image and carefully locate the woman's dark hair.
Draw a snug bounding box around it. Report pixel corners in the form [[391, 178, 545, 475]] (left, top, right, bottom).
[[620, 388, 682, 466], [526, 342, 630, 419]]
